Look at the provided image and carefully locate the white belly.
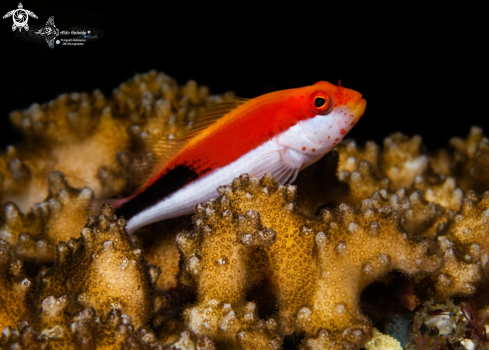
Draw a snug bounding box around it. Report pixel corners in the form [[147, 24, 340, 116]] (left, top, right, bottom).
[[125, 115, 339, 234], [126, 139, 281, 234]]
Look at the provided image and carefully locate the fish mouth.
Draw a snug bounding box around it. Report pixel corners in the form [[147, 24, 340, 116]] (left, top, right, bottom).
[[351, 98, 367, 122]]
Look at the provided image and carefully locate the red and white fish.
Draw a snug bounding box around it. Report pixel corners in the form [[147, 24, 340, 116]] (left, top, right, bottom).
[[111, 81, 366, 234]]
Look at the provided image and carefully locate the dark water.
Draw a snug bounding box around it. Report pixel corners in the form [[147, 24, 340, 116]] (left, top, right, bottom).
[[1, 1, 486, 152]]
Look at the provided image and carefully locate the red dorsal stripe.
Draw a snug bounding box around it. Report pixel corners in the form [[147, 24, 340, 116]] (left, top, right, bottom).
[[145, 87, 313, 187], [140, 81, 358, 192]]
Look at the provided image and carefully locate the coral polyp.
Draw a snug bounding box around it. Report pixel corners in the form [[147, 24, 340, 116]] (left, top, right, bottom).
[[177, 173, 442, 349]]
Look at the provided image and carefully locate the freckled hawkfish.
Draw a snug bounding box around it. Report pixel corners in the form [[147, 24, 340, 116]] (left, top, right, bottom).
[[104, 81, 366, 234]]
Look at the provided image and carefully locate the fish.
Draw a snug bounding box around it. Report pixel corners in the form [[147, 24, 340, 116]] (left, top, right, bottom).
[[108, 81, 366, 234]]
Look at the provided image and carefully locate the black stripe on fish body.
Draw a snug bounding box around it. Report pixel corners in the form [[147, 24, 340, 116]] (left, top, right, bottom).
[[115, 164, 202, 220]]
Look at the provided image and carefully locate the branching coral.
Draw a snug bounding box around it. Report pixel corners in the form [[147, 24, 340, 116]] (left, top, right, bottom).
[[177, 174, 442, 349], [366, 189, 446, 238], [364, 328, 402, 350], [298, 203, 441, 349], [417, 191, 489, 302], [0, 240, 33, 331], [0, 171, 93, 263], [450, 126, 489, 193], [335, 134, 454, 235], [38, 307, 163, 350], [380, 133, 429, 189], [412, 175, 464, 212], [1, 71, 235, 213], [0, 322, 48, 350], [337, 133, 431, 192], [4, 92, 126, 211], [36, 203, 166, 328], [2, 71, 489, 350], [145, 232, 182, 291], [132, 217, 193, 293], [338, 159, 390, 208], [1, 204, 169, 350], [336, 139, 380, 174]]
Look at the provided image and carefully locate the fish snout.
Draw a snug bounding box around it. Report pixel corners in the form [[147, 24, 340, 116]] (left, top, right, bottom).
[[346, 97, 366, 123], [355, 98, 367, 121]]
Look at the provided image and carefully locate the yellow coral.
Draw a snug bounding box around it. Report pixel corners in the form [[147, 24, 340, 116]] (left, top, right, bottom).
[[135, 218, 190, 292], [0, 322, 47, 349], [3, 71, 489, 350], [0, 171, 93, 262], [1, 71, 236, 214], [178, 173, 442, 349], [412, 175, 464, 212], [338, 159, 390, 208], [1, 204, 170, 349], [0, 240, 33, 331], [366, 188, 446, 237], [145, 233, 181, 291], [5, 92, 127, 211], [380, 133, 429, 188], [364, 328, 402, 350], [35, 203, 167, 329], [451, 126, 489, 193], [337, 139, 380, 173], [416, 192, 489, 301]]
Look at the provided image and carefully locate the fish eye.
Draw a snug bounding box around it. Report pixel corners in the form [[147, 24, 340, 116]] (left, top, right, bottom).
[[310, 90, 333, 115], [314, 97, 326, 108]]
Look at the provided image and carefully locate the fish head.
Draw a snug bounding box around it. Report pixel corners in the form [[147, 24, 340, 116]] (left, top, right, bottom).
[[310, 80, 366, 123], [289, 81, 366, 154]]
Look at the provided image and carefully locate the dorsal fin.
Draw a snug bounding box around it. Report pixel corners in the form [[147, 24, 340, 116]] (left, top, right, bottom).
[[181, 98, 249, 140], [123, 139, 189, 194], [124, 98, 248, 192]]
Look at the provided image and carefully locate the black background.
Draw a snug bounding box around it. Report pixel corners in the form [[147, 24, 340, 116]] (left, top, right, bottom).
[[0, 1, 486, 151]]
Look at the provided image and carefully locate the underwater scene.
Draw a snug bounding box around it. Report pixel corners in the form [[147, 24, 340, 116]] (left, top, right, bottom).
[[1, 71, 489, 349]]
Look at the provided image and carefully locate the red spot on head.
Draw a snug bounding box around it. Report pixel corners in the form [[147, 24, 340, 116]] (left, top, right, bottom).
[[328, 135, 331, 139], [350, 122, 355, 126], [340, 129, 346, 135], [302, 146, 306, 151], [335, 138, 339, 141], [344, 112, 347, 115], [312, 148, 316, 152]]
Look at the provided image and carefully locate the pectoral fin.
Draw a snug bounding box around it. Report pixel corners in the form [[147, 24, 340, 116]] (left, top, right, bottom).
[[250, 148, 303, 184]]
